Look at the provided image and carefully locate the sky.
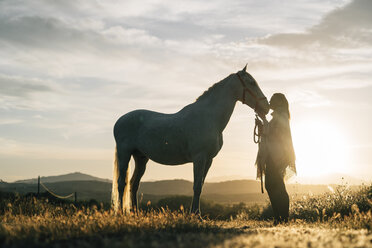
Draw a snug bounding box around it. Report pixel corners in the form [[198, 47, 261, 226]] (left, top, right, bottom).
[[0, 0, 371, 183]]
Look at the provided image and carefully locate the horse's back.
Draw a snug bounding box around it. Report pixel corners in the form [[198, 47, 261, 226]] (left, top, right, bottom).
[[114, 109, 193, 164], [114, 105, 223, 164], [114, 109, 165, 143], [114, 109, 162, 134]]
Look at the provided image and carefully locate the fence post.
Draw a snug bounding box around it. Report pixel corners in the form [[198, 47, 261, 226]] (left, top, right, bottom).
[[75, 192, 77, 204], [37, 176, 40, 196]]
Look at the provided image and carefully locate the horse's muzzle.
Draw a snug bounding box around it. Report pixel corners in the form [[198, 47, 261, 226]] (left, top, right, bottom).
[[255, 101, 270, 119]]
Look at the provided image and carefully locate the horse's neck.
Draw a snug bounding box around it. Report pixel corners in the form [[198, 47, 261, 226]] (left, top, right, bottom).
[[196, 81, 239, 133]]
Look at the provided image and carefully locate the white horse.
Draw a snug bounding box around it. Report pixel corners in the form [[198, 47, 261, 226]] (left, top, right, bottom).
[[112, 65, 270, 214]]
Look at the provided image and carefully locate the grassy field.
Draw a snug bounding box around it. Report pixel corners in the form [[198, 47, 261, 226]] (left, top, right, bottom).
[[0, 185, 371, 247]]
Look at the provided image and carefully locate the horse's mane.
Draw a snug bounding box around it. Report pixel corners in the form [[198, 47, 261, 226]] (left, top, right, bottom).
[[196, 74, 232, 102]]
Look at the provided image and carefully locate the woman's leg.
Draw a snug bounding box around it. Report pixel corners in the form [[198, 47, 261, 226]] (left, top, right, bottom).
[[265, 167, 281, 223], [277, 181, 289, 222], [265, 164, 289, 223]]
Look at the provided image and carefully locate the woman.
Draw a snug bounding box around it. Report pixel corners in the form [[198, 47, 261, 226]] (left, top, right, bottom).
[[256, 93, 296, 224]]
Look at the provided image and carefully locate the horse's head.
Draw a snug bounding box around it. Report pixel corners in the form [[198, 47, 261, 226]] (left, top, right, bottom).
[[236, 65, 270, 118]]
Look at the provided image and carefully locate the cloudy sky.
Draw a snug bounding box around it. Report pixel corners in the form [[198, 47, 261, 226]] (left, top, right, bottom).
[[0, 0, 371, 183]]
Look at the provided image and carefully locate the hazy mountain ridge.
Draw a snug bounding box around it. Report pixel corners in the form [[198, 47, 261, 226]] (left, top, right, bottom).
[[10, 172, 367, 185], [1, 172, 365, 205], [14, 172, 111, 184]]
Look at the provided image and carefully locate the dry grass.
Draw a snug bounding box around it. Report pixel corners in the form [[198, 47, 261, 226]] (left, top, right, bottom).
[[0, 185, 371, 247], [0, 206, 222, 247]]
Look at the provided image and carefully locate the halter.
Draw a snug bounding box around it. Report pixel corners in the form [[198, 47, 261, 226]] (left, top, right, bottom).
[[237, 73, 267, 112]]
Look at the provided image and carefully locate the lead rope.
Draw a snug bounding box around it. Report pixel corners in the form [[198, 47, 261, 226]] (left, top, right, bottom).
[[254, 114, 266, 194], [254, 115, 262, 144]]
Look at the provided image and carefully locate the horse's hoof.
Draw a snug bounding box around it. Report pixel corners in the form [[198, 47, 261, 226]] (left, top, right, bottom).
[[191, 213, 204, 222], [196, 215, 204, 222]]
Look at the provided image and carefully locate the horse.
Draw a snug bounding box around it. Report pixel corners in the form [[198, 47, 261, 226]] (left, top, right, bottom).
[[112, 65, 270, 215]]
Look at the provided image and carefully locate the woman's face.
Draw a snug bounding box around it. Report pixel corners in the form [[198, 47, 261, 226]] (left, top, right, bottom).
[[269, 95, 278, 110], [269, 94, 285, 110]]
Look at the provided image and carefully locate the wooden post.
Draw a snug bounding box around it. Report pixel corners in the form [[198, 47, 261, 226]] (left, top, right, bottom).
[[37, 176, 40, 196], [74, 192, 77, 204]]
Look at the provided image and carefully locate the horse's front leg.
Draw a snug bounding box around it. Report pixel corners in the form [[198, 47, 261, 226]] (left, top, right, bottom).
[[190, 155, 212, 215]]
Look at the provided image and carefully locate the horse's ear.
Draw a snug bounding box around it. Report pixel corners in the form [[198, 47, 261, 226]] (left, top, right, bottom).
[[242, 64, 247, 72]]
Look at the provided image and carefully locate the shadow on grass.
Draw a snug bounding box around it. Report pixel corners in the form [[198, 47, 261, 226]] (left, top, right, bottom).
[[4, 225, 250, 248]]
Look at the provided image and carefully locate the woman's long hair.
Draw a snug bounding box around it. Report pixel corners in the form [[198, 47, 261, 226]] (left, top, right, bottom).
[[267, 93, 296, 178], [270, 93, 290, 119]]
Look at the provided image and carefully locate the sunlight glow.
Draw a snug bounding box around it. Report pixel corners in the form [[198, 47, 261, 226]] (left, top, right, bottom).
[[291, 120, 351, 178]]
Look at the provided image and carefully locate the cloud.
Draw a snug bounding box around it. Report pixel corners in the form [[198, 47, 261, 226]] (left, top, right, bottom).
[[0, 137, 111, 160], [260, 0, 372, 49], [0, 118, 23, 125], [289, 88, 332, 108], [0, 74, 53, 97], [315, 71, 372, 89], [1, 0, 371, 183], [0, 0, 350, 56], [0, 16, 108, 53]]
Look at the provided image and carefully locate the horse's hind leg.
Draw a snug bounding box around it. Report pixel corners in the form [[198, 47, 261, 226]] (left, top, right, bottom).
[[130, 151, 148, 211]]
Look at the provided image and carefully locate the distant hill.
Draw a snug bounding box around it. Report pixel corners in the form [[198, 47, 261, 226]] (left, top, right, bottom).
[[0, 179, 268, 204], [204, 180, 261, 194], [206, 175, 248, 182], [140, 180, 193, 195], [208, 173, 368, 185], [1, 172, 364, 205], [14, 172, 111, 184], [0, 180, 112, 202]]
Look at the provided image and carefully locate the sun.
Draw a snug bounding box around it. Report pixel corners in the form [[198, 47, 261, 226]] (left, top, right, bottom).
[[291, 119, 351, 179]]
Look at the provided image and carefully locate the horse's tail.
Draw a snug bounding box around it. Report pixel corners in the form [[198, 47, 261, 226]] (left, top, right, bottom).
[[111, 146, 131, 213], [111, 146, 120, 211]]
